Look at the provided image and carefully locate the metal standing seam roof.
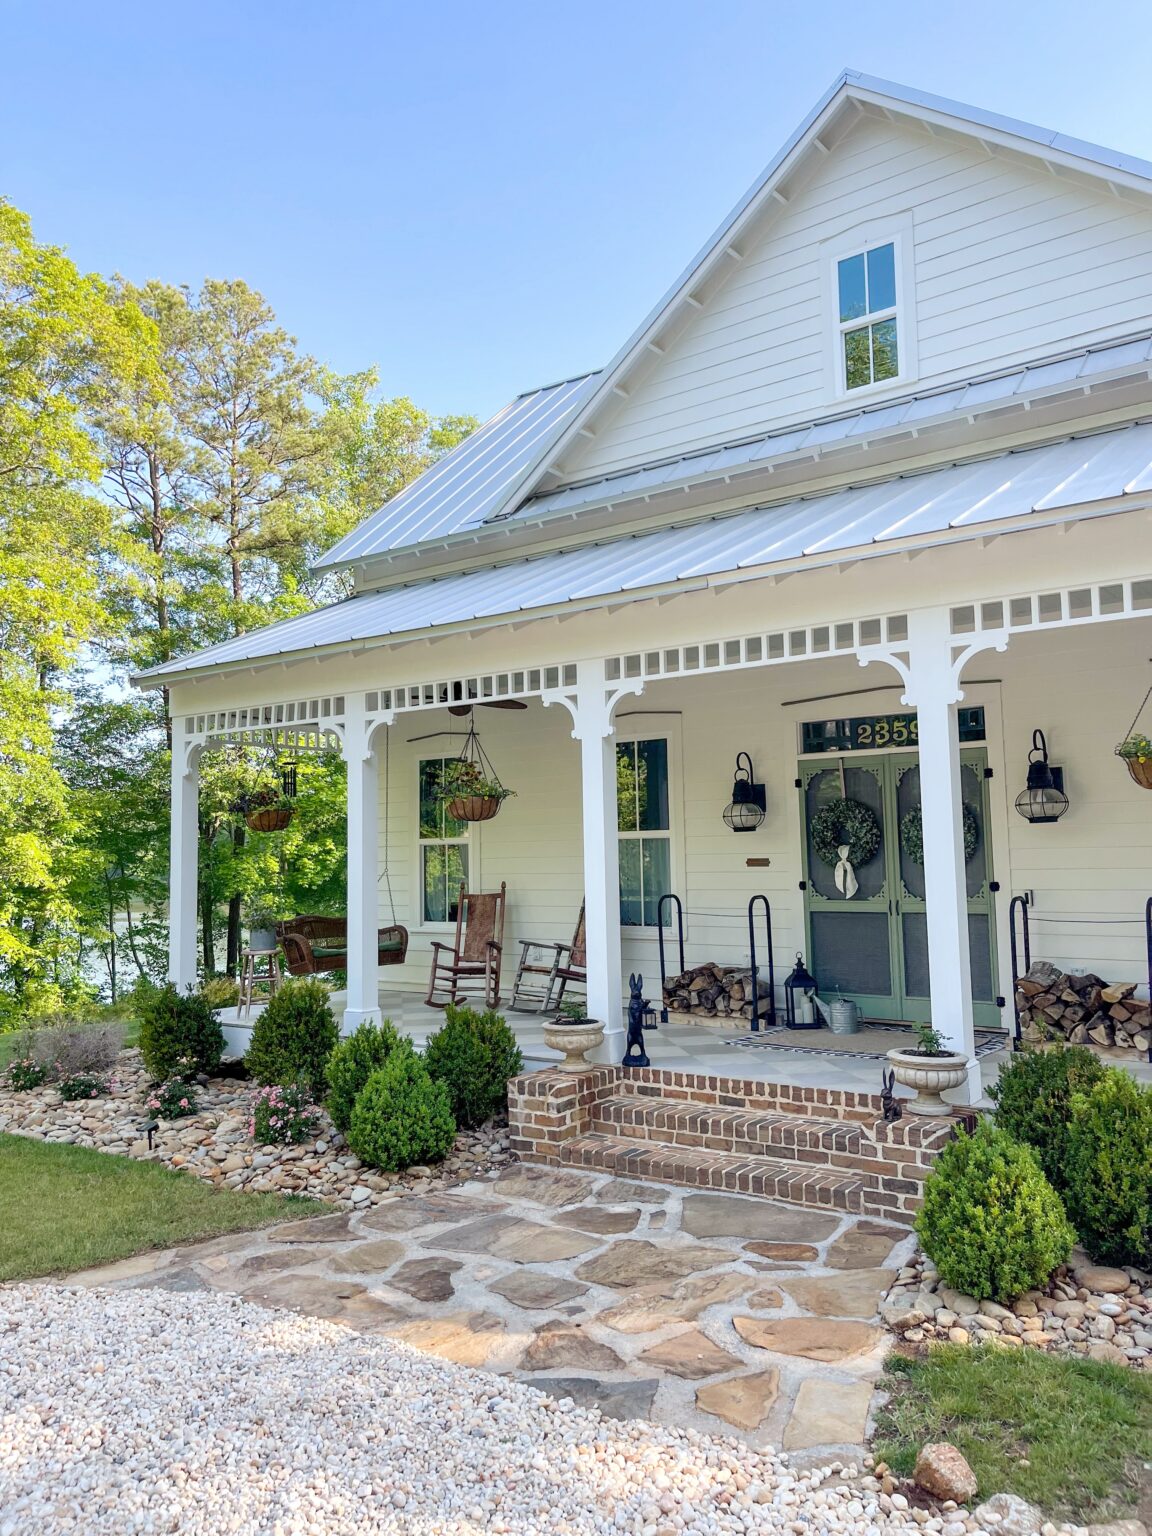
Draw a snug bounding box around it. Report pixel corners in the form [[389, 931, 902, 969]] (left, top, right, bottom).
[[136, 421, 1152, 683], [314, 372, 600, 569], [518, 334, 1152, 522]]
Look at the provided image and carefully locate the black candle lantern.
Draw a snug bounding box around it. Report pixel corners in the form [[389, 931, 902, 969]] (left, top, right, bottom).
[[784, 953, 820, 1030], [722, 751, 767, 832], [1014, 729, 1069, 824]]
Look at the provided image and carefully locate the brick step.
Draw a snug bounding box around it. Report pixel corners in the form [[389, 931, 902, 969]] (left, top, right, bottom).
[[591, 1094, 862, 1164], [558, 1131, 865, 1213]]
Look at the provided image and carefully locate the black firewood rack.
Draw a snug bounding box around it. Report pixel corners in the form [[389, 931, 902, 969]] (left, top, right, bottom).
[[656, 893, 776, 1031]]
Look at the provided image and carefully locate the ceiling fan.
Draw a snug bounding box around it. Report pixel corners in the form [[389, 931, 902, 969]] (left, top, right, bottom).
[[447, 699, 528, 717]]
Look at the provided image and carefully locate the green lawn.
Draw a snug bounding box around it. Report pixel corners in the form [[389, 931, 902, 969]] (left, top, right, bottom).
[[874, 1344, 1152, 1523], [0, 1133, 324, 1282]]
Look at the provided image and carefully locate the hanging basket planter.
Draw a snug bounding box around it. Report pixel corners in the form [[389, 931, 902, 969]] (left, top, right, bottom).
[[435, 722, 516, 824], [447, 794, 504, 823], [1115, 671, 1152, 791], [246, 805, 295, 833]]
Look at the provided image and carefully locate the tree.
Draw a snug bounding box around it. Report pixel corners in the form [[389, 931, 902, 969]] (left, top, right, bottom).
[[0, 201, 156, 1014]]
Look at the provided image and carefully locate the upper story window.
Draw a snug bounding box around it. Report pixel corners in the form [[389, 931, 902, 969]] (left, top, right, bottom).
[[836, 241, 899, 391]]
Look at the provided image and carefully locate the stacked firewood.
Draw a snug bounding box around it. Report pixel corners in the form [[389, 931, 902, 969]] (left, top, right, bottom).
[[662, 962, 773, 1020], [1016, 960, 1151, 1053]]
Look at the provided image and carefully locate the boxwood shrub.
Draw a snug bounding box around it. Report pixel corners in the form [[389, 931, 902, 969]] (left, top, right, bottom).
[[1064, 1071, 1152, 1270], [347, 1044, 456, 1173], [326, 1018, 404, 1133], [916, 1119, 1075, 1303], [138, 984, 225, 1081], [989, 1045, 1106, 1193], [245, 978, 339, 1096], [423, 1004, 523, 1129]]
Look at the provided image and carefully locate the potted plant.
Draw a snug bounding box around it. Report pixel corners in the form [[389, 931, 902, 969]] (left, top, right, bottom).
[[243, 784, 296, 833], [436, 759, 516, 823], [886, 1023, 969, 1117], [1116, 731, 1152, 790], [542, 996, 605, 1073], [246, 902, 281, 954]]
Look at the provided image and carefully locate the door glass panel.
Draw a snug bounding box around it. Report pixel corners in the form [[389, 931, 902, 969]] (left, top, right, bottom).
[[805, 764, 886, 901], [960, 761, 987, 898], [901, 911, 996, 1003], [811, 911, 893, 995], [896, 762, 925, 900]]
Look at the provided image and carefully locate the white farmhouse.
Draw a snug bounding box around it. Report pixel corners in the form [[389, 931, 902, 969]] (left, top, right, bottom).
[[138, 73, 1152, 1125]]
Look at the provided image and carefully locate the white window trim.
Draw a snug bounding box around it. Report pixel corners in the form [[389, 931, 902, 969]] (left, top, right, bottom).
[[614, 714, 684, 932], [821, 214, 918, 401], [414, 751, 474, 932]]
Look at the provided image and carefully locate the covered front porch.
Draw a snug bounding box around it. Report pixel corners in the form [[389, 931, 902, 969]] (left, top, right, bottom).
[[166, 513, 1152, 1109]]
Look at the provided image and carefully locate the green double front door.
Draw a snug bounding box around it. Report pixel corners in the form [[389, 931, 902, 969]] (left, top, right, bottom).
[[799, 750, 1000, 1029]]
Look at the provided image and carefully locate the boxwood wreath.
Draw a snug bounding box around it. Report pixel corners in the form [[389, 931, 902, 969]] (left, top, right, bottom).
[[810, 798, 882, 868], [900, 802, 979, 865]]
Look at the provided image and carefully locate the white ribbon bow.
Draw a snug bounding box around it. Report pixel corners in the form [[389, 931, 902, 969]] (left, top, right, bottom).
[[834, 843, 859, 899]]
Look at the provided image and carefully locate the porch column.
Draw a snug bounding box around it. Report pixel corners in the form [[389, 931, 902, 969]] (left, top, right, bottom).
[[547, 661, 642, 1064], [900, 608, 981, 1102], [343, 702, 384, 1032], [168, 721, 200, 992]]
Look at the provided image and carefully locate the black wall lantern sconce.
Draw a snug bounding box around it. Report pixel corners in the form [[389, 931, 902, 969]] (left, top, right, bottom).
[[784, 952, 821, 1030], [1014, 729, 1069, 824], [722, 751, 767, 832]]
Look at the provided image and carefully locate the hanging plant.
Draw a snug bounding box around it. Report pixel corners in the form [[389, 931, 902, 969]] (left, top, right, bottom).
[[810, 797, 881, 869], [243, 786, 295, 833], [1116, 731, 1152, 790], [1115, 675, 1152, 790], [900, 803, 979, 866], [434, 724, 516, 823]]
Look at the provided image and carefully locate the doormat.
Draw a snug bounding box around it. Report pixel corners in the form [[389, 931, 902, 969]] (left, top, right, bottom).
[[720, 1024, 1006, 1062]]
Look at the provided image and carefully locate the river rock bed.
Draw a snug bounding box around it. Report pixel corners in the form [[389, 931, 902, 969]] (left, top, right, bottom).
[[0, 1050, 511, 1206], [881, 1250, 1152, 1368]]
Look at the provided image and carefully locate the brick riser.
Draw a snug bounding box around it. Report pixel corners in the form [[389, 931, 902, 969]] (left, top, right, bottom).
[[507, 1065, 971, 1225], [559, 1133, 865, 1213]]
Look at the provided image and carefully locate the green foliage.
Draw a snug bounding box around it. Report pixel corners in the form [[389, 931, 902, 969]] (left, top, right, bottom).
[[57, 1072, 110, 1101], [138, 984, 225, 1081], [347, 1045, 456, 1173], [989, 1045, 1107, 1192], [1116, 732, 1152, 761], [250, 1083, 322, 1146], [325, 1017, 403, 1133], [809, 796, 881, 868], [144, 1078, 199, 1119], [245, 978, 338, 1095], [198, 975, 240, 1011], [423, 1004, 523, 1129], [916, 1120, 1075, 1302], [874, 1344, 1152, 1524], [5, 1055, 49, 1091], [1064, 1071, 1152, 1269]]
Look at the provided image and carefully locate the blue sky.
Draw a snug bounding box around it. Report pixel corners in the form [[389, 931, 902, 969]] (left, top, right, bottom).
[[6, 0, 1152, 421]]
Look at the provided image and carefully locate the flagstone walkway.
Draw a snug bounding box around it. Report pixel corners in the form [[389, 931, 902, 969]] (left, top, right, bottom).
[[67, 1166, 914, 1454]]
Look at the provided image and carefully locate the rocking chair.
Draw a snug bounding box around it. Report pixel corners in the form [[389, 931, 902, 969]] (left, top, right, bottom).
[[425, 882, 506, 1009], [509, 901, 587, 1013]]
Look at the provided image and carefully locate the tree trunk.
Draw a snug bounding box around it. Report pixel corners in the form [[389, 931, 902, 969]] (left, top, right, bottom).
[[201, 884, 215, 976]]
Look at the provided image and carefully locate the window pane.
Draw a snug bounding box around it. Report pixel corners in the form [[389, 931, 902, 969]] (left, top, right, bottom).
[[616, 741, 638, 831], [422, 843, 468, 924], [419, 759, 443, 839], [619, 838, 642, 926], [635, 738, 669, 831], [843, 326, 872, 389], [866, 243, 896, 312], [871, 318, 899, 381], [837, 253, 866, 322], [641, 837, 671, 926]]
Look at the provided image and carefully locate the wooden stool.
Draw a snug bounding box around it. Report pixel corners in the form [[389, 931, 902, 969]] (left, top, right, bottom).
[[239, 947, 283, 1017]]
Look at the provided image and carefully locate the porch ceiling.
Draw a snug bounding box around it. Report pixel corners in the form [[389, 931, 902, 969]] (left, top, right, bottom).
[[135, 421, 1152, 685]]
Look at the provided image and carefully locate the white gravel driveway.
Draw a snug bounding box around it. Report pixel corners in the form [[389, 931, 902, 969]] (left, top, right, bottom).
[[0, 1285, 922, 1536]]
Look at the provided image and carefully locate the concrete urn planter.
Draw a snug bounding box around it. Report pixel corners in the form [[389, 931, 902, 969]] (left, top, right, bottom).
[[543, 1018, 605, 1072], [886, 1047, 969, 1116]]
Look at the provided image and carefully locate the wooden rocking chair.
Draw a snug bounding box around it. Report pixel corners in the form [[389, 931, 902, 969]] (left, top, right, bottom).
[[509, 901, 587, 1013], [425, 882, 506, 1009]]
